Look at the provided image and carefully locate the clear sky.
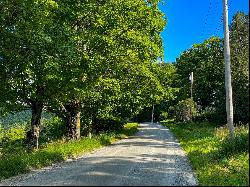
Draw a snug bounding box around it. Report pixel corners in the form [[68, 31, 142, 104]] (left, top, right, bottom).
[[158, 0, 249, 63]]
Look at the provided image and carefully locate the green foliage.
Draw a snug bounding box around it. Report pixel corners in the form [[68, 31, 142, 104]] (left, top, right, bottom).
[[0, 110, 53, 130], [120, 123, 139, 137], [161, 121, 249, 186], [0, 0, 170, 144], [1, 126, 26, 142], [174, 12, 249, 124], [0, 124, 4, 141], [40, 116, 67, 142], [175, 37, 225, 112], [230, 12, 249, 122], [194, 106, 226, 125], [172, 98, 197, 122], [0, 111, 31, 128], [91, 117, 124, 134], [159, 111, 168, 121], [133, 62, 179, 122], [0, 126, 27, 155]]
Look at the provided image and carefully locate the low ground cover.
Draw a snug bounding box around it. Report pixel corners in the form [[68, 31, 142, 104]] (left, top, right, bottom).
[[161, 120, 249, 186]]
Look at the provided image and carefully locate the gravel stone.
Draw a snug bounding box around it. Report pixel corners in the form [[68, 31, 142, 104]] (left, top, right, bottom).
[[0, 122, 198, 186]]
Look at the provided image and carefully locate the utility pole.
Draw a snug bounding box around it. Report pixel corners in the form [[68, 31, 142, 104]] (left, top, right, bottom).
[[223, 0, 234, 138], [151, 104, 154, 124], [189, 72, 193, 121], [189, 72, 193, 99]]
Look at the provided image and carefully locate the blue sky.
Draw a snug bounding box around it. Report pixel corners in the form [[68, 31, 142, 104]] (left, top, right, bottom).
[[158, 0, 249, 62]]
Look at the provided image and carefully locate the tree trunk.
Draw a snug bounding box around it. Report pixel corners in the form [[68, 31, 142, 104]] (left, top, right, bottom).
[[65, 101, 81, 139], [29, 101, 43, 150]]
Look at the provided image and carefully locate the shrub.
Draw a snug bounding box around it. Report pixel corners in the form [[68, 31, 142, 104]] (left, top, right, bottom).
[[40, 116, 67, 142], [121, 123, 139, 136], [0, 125, 27, 154], [172, 99, 197, 122], [159, 111, 168, 121], [2, 126, 26, 142]]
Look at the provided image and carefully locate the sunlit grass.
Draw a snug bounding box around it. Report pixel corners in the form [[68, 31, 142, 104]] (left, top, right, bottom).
[[161, 120, 249, 186]]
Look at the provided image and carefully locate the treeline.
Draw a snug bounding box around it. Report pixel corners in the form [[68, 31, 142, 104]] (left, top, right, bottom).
[[0, 0, 177, 149], [145, 12, 248, 124]]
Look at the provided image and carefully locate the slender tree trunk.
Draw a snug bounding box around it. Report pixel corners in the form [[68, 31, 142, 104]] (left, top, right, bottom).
[[65, 101, 81, 139], [30, 101, 43, 150]]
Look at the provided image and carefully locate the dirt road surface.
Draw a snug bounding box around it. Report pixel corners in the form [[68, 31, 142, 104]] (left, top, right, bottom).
[[1, 122, 197, 186]]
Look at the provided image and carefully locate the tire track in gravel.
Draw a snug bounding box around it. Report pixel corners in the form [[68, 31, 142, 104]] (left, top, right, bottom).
[[0, 122, 197, 186]]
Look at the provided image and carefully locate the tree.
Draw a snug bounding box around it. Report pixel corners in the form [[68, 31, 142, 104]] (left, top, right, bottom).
[[230, 12, 249, 122], [0, 0, 169, 144], [175, 11, 249, 124], [0, 0, 63, 149], [48, 0, 167, 137], [175, 37, 225, 113], [133, 62, 178, 122]]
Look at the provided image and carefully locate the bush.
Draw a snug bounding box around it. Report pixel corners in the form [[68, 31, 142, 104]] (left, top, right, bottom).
[[0, 124, 27, 154], [40, 116, 67, 143], [159, 111, 168, 121], [172, 99, 197, 122], [121, 123, 139, 136], [0, 124, 4, 142], [0, 125, 27, 147], [2, 126, 26, 142]]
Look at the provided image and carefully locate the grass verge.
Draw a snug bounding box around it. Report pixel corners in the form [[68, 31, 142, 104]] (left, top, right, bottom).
[[161, 120, 249, 186], [0, 122, 139, 181]]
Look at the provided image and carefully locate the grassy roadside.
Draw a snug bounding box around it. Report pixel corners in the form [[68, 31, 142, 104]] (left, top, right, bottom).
[[161, 120, 249, 186], [0, 122, 139, 181]]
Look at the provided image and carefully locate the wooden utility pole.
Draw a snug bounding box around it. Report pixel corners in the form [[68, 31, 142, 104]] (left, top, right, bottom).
[[223, 0, 234, 138]]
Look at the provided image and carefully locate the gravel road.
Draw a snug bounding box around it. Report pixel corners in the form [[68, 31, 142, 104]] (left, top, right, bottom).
[[0, 122, 197, 186]]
